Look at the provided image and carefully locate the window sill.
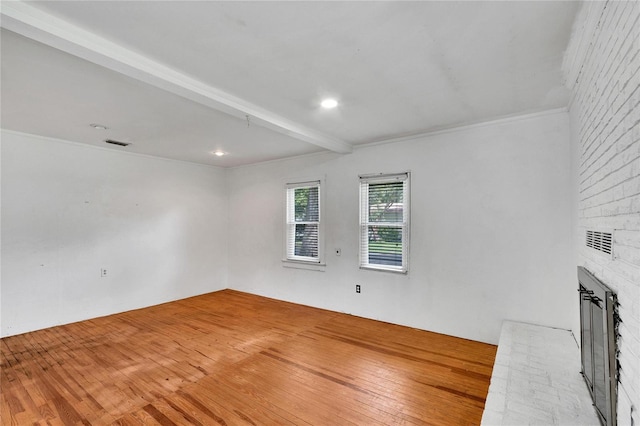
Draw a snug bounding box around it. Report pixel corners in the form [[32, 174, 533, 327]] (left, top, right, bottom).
[[359, 265, 407, 274], [282, 260, 326, 271]]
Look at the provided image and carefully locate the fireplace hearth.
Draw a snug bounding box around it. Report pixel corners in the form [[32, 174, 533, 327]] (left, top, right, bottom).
[[578, 267, 618, 426]]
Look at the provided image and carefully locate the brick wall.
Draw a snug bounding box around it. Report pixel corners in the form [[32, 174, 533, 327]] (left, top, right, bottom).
[[564, 1, 639, 424]]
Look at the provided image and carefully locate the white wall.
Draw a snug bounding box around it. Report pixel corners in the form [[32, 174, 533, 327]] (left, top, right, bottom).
[[1, 130, 228, 337], [1, 111, 576, 347], [565, 2, 640, 424], [227, 111, 574, 345]]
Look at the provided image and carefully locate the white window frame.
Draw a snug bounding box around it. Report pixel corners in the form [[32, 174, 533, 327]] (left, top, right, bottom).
[[359, 172, 410, 274], [283, 177, 325, 270]]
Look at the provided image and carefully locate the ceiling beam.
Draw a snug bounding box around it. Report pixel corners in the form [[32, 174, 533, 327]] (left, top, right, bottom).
[[0, 1, 353, 154]]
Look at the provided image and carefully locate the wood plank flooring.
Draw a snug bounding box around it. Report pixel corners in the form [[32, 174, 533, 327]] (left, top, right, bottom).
[[1, 290, 496, 425]]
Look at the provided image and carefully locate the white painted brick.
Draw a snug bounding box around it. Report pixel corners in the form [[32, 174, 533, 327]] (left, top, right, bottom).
[[490, 363, 509, 380], [598, 265, 640, 295], [614, 184, 626, 201], [503, 400, 555, 423], [581, 187, 615, 209], [631, 194, 640, 213], [621, 357, 640, 398], [568, 2, 640, 421], [482, 322, 599, 426], [622, 175, 640, 197], [582, 216, 638, 233], [601, 197, 638, 216], [480, 409, 504, 425], [618, 138, 640, 165], [615, 230, 640, 248], [583, 124, 638, 183], [619, 319, 640, 356], [617, 388, 636, 426], [615, 244, 640, 265]]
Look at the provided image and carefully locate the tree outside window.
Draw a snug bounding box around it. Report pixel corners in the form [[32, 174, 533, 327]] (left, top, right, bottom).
[[286, 181, 321, 263]]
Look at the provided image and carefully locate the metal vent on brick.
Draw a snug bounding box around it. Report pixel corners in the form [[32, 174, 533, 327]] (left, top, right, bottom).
[[104, 139, 130, 147], [586, 230, 613, 255]]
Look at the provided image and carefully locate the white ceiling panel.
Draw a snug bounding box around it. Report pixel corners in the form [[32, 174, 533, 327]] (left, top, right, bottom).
[[1, 1, 580, 166], [1, 29, 322, 167]]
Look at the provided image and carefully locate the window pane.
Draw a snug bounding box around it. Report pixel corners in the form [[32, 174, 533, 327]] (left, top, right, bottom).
[[367, 225, 402, 266], [359, 173, 409, 272], [295, 224, 318, 257], [368, 182, 403, 223], [294, 187, 319, 222]]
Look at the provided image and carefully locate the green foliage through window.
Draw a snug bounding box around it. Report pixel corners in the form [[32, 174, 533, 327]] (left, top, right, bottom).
[[359, 174, 409, 272], [286, 182, 321, 262]]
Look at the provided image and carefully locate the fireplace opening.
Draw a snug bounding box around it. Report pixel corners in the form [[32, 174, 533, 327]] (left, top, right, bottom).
[[578, 267, 618, 426]]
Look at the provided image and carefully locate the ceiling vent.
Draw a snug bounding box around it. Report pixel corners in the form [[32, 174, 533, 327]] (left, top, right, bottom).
[[586, 230, 613, 257], [105, 139, 130, 147]]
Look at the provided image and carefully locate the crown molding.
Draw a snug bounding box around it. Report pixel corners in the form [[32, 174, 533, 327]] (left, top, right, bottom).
[[0, 1, 352, 154], [354, 107, 569, 150]]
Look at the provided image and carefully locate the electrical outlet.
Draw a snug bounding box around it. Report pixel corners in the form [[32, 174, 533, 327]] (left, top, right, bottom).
[[101, 268, 107, 277], [356, 284, 361, 293]]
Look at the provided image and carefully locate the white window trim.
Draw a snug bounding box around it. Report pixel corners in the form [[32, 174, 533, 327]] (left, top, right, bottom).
[[282, 176, 326, 271], [359, 172, 410, 274]]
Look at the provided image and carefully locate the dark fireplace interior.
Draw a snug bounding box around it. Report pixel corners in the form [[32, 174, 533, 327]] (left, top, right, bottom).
[[578, 266, 619, 426]]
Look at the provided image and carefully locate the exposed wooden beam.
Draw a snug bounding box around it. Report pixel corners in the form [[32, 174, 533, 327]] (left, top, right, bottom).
[[0, 1, 353, 154]]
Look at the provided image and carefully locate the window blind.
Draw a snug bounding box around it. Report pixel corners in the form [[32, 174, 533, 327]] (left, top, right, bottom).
[[359, 173, 409, 273], [286, 181, 321, 262]]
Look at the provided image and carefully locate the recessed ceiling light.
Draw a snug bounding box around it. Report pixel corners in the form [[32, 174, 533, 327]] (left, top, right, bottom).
[[321, 98, 338, 109], [90, 123, 108, 130], [213, 150, 226, 157]]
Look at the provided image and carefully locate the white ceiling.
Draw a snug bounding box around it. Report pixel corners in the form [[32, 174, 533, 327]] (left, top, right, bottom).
[[1, 1, 580, 167]]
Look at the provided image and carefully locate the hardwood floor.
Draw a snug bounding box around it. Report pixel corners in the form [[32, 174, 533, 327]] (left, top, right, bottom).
[[1, 290, 496, 425]]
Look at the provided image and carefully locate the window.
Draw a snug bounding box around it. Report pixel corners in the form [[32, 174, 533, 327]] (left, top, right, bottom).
[[285, 180, 322, 264], [359, 173, 409, 273]]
